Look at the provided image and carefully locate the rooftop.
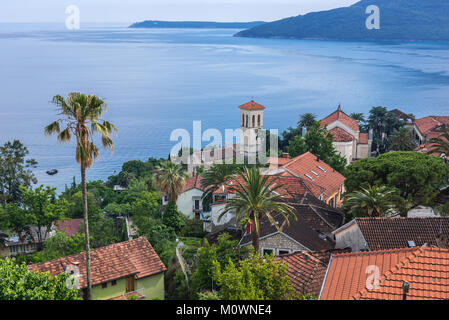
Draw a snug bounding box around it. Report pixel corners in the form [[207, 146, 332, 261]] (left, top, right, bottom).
[[28, 237, 166, 289], [278, 151, 346, 198], [320, 246, 449, 300], [353, 217, 449, 251], [320, 106, 359, 132], [238, 100, 266, 111]]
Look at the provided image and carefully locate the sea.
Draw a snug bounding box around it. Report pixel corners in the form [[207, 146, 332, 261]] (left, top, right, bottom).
[[0, 23, 448, 191]]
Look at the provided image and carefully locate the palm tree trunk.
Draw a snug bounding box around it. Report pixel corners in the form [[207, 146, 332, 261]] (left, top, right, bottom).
[[251, 228, 260, 255], [81, 163, 92, 300]]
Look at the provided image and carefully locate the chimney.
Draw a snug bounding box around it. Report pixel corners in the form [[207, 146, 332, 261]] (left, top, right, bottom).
[[281, 153, 289, 159], [317, 155, 321, 162], [402, 281, 410, 300]]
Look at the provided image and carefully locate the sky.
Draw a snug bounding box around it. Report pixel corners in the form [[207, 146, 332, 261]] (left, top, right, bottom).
[[0, 0, 359, 23]]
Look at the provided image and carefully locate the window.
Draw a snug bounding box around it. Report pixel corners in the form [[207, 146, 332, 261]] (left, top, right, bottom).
[[101, 283, 108, 289], [304, 173, 314, 181], [242, 114, 245, 127], [111, 280, 117, 286], [262, 249, 274, 256], [252, 115, 255, 127], [310, 170, 319, 176], [278, 250, 290, 255], [317, 165, 327, 172], [258, 115, 261, 127], [246, 115, 248, 127], [329, 198, 334, 208]]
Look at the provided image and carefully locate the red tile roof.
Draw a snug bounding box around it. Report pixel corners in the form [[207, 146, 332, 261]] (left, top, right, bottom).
[[54, 219, 83, 237], [320, 247, 416, 300], [327, 127, 355, 143], [238, 100, 266, 111], [415, 116, 449, 136], [358, 132, 369, 144], [181, 175, 204, 193], [356, 247, 449, 300], [321, 247, 449, 300], [279, 151, 345, 198], [320, 107, 359, 132], [213, 174, 320, 200], [239, 192, 344, 251], [277, 251, 329, 296], [28, 237, 166, 289], [355, 217, 449, 251]]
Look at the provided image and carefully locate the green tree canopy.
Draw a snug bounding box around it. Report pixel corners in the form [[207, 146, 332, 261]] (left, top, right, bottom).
[[212, 251, 295, 300], [344, 151, 449, 208], [190, 233, 245, 296], [0, 185, 67, 248], [0, 258, 81, 300], [388, 127, 417, 151], [286, 121, 347, 173], [367, 107, 405, 154], [0, 140, 37, 204]]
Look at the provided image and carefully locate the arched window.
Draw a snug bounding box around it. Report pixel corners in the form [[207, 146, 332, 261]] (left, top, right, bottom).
[[242, 114, 245, 127], [246, 115, 249, 128], [258, 115, 261, 127], [252, 115, 255, 127]]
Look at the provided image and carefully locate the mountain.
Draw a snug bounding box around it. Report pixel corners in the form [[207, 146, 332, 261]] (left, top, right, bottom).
[[235, 0, 449, 41], [129, 20, 266, 29]]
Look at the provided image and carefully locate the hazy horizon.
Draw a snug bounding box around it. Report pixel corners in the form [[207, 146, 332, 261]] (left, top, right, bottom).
[[0, 0, 358, 23]]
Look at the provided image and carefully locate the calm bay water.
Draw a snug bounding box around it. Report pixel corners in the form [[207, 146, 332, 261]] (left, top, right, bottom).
[[0, 23, 448, 191]]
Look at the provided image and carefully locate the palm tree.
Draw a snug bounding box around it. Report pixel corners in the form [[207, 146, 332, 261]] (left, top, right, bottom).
[[428, 126, 449, 156], [388, 127, 417, 151], [156, 161, 189, 203], [350, 112, 366, 124], [219, 167, 296, 253], [44, 92, 117, 300], [298, 113, 316, 131], [200, 164, 242, 211], [344, 185, 396, 217]]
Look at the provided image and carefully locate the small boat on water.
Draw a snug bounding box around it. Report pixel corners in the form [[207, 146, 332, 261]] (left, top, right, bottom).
[[46, 169, 58, 175]]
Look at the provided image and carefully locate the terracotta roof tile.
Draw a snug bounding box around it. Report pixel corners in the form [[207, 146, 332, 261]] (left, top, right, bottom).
[[54, 219, 83, 237], [238, 100, 266, 111], [320, 247, 419, 300], [28, 237, 166, 289], [240, 192, 344, 251], [279, 151, 346, 198], [355, 247, 449, 300], [415, 116, 449, 136], [321, 108, 359, 132], [181, 175, 204, 193], [355, 217, 449, 251], [276, 251, 329, 296], [358, 132, 369, 144], [327, 127, 355, 142]]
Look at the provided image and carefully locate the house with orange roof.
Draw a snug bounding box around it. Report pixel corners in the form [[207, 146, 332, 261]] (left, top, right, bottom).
[[267, 151, 346, 208], [161, 174, 206, 219], [320, 105, 372, 163], [413, 115, 449, 157], [28, 237, 166, 300], [238, 191, 344, 256], [319, 246, 449, 300]]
